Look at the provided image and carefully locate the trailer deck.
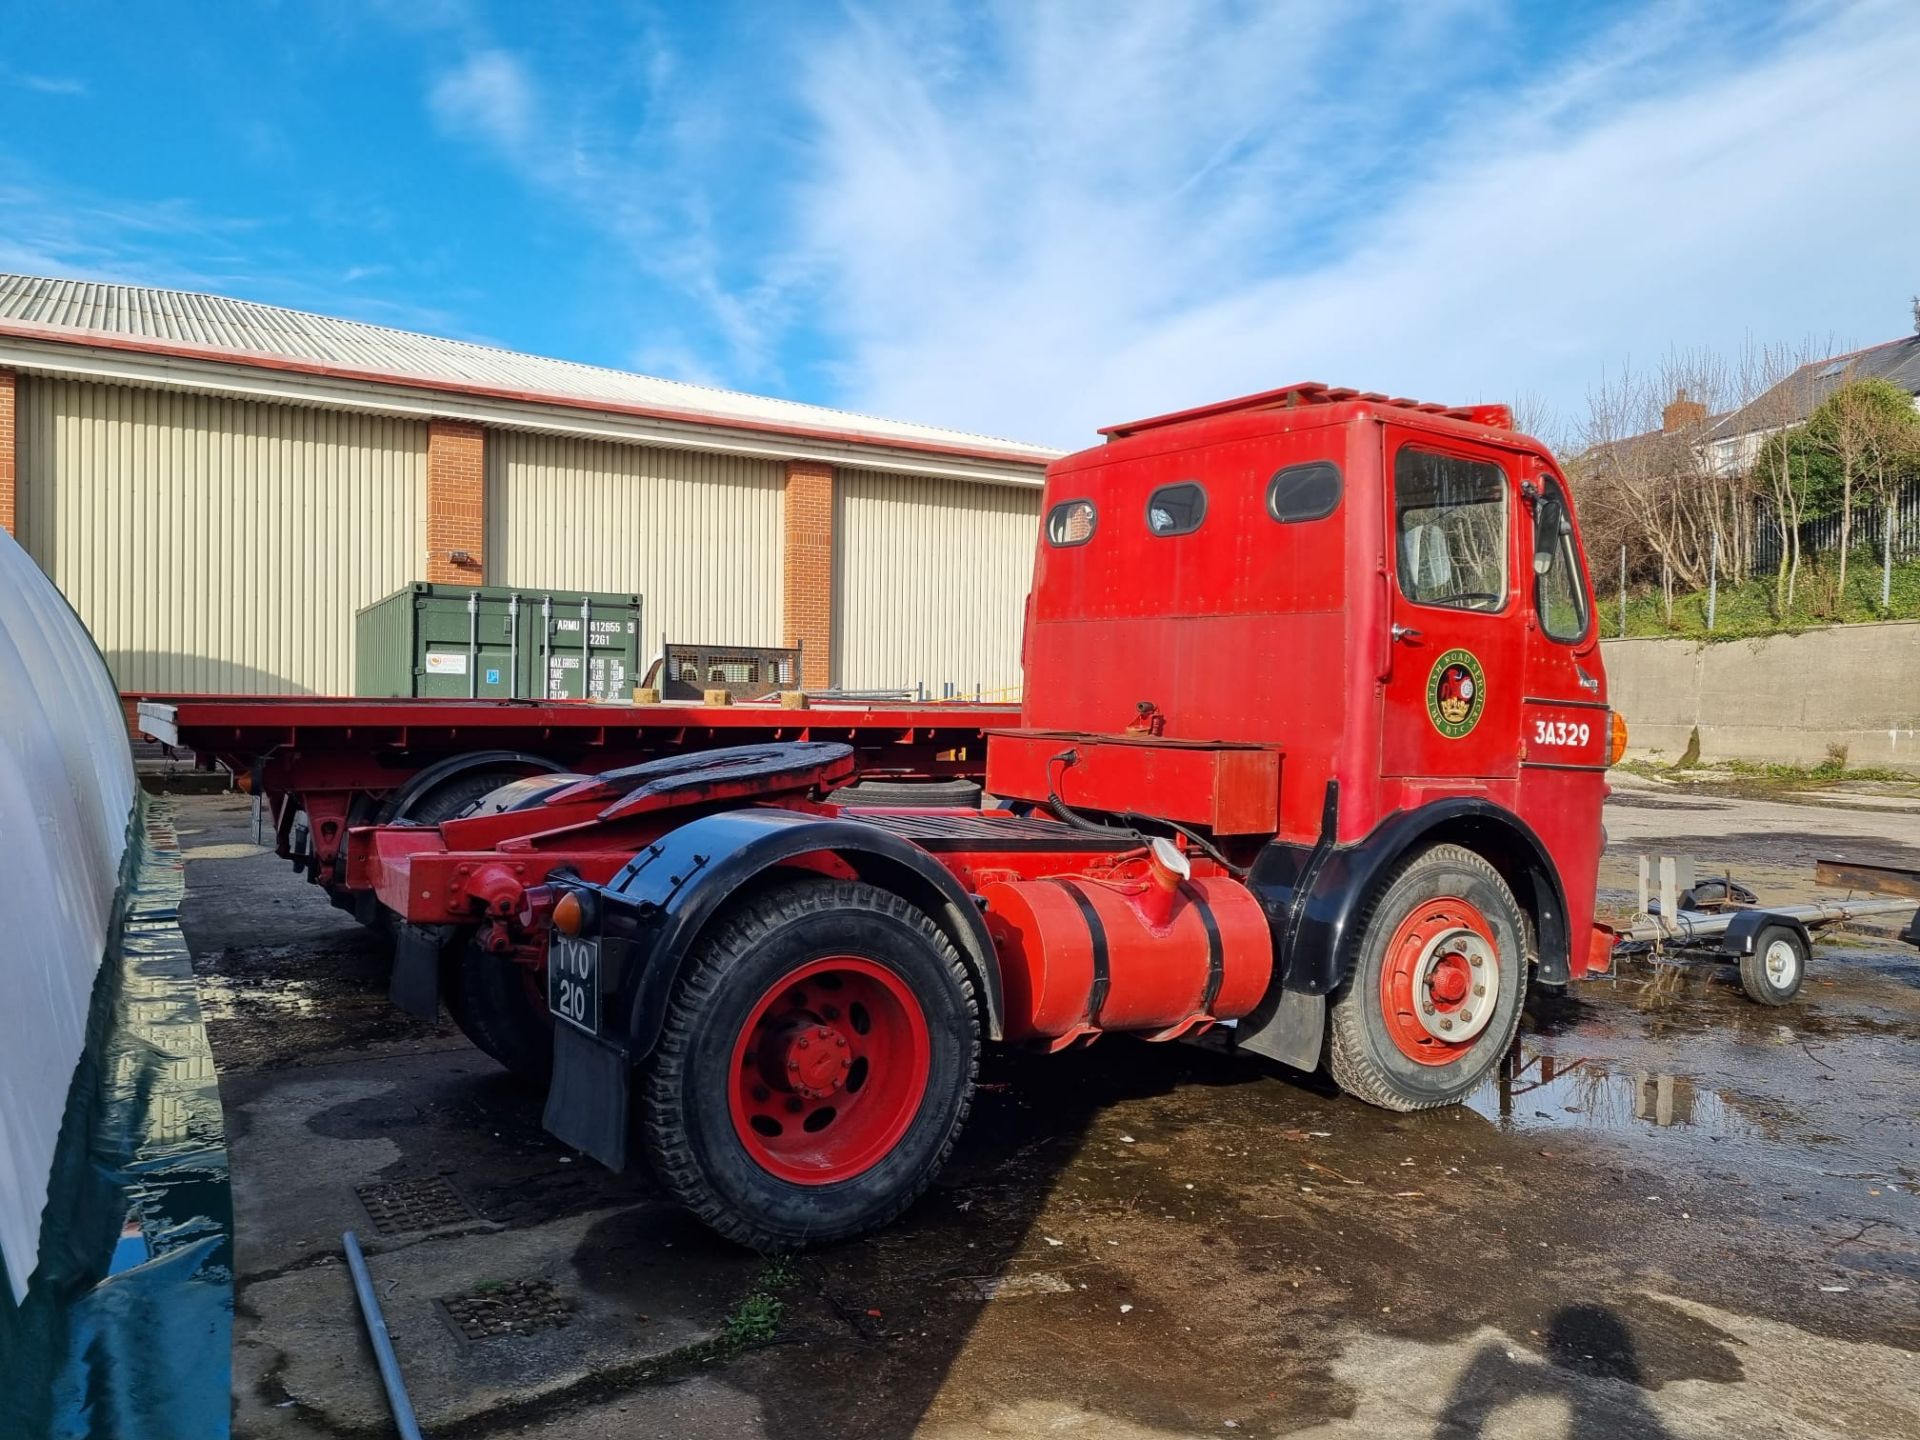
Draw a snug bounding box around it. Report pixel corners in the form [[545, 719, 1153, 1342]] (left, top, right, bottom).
[[138, 694, 1018, 900]]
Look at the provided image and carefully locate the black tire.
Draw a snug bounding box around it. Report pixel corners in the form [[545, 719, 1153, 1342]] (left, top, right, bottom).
[[828, 778, 983, 809], [1738, 924, 1808, 1005], [403, 765, 546, 825], [642, 880, 979, 1251], [444, 937, 555, 1084], [405, 767, 553, 1070], [1326, 844, 1528, 1112]]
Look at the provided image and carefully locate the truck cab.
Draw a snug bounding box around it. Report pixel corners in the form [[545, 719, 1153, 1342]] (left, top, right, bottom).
[[986, 382, 1614, 1079]]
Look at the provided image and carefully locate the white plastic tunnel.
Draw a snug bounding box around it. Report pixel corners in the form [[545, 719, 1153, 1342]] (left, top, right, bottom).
[[0, 524, 137, 1303]]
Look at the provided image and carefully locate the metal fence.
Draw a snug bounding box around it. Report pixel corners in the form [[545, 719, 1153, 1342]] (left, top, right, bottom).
[[1754, 479, 1920, 573]]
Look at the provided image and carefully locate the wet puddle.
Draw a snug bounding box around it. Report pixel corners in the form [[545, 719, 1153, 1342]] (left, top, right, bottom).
[[1467, 1046, 1757, 1140]]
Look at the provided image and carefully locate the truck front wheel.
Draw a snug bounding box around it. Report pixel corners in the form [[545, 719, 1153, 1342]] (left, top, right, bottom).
[[1327, 844, 1526, 1111], [641, 879, 979, 1251]]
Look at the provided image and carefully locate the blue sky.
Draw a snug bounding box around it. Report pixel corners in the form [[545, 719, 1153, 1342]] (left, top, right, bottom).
[[3, 1, 1917, 448]]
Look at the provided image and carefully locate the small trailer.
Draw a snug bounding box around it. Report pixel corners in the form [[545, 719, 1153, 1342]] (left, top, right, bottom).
[[1592, 854, 1920, 1004]]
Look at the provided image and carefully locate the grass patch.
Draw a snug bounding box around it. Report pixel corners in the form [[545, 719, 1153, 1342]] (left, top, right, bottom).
[[715, 1257, 803, 1354], [1604, 550, 1920, 641]]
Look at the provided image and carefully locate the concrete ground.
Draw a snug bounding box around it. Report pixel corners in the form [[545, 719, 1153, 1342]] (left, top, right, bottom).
[[174, 784, 1920, 1440]]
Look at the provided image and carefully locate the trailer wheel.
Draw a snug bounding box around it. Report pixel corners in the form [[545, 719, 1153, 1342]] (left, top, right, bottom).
[[1327, 844, 1527, 1112], [1738, 925, 1807, 1005], [444, 939, 554, 1084], [642, 880, 979, 1251]]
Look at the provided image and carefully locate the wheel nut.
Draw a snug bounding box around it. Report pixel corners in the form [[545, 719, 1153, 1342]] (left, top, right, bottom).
[[1422, 1001, 1436, 1015], [1470, 954, 1483, 967], [799, 1038, 811, 1050], [1461, 1011, 1473, 1024], [1440, 1018, 1453, 1030], [1473, 984, 1486, 997]]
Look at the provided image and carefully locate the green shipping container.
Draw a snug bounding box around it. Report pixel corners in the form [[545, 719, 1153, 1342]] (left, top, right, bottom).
[[354, 583, 644, 701]]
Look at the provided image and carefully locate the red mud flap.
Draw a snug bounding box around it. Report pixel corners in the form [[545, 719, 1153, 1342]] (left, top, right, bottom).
[[542, 1025, 631, 1170], [1586, 924, 1619, 975]]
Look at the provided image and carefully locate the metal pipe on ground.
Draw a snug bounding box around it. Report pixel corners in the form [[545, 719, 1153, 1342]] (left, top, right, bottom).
[[343, 1230, 424, 1440]]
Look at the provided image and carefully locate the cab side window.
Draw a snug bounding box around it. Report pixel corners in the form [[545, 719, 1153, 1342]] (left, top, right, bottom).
[[1533, 476, 1590, 642], [1394, 448, 1508, 613]]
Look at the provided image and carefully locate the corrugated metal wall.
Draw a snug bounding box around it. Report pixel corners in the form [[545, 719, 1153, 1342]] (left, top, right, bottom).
[[15, 376, 427, 693], [833, 468, 1039, 696], [485, 431, 784, 657]]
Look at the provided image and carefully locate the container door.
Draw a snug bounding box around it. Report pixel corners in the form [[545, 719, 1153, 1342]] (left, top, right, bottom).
[[1379, 431, 1523, 780]]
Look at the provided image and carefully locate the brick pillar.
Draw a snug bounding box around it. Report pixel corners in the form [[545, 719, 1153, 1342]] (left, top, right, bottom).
[[781, 460, 834, 689], [0, 368, 16, 537], [425, 419, 486, 583]]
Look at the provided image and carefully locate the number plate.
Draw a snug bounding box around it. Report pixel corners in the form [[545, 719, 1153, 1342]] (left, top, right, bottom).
[[548, 934, 601, 1035]]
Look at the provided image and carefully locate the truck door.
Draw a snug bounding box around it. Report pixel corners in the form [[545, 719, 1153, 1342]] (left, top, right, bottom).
[[1379, 432, 1522, 780], [1518, 467, 1609, 754]]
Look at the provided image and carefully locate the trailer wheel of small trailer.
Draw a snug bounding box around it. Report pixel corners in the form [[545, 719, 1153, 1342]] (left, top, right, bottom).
[[1737, 924, 1809, 1006], [640, 879, 979, 1252], [1326, 844, 1527, 1111]]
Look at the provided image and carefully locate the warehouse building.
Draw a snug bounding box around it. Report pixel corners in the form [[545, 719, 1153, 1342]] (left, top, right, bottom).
[[0, 273, 1056, 704]]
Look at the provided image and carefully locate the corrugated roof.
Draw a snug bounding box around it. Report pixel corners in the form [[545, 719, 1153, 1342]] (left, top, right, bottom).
[[0, 273, 1058, 463], [1712, 333, 1920, 440]]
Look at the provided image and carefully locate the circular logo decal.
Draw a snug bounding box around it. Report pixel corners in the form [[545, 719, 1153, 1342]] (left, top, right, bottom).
[[1426, 649, 1487, 739]]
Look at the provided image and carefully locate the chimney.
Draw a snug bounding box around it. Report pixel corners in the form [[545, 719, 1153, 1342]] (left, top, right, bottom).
[[1662, 387, 1707, 434]]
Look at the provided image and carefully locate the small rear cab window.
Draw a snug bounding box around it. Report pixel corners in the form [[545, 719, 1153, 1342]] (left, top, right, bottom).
[[1267, 462, 1342, 523], [1046, 499, 1097, 547], [1145, 482, 1206, 536]]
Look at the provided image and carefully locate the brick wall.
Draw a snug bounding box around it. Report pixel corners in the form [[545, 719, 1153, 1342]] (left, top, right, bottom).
[[782, 460, 834, 689], [426, 419, 486, 584], [0, 368, 16, 537]]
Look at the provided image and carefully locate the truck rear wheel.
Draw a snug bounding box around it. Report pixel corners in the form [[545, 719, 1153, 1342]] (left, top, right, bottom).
[[443, 938, 555, 1084], [1327, 844, 1526, 1111], [641, 880, 979, 1251]]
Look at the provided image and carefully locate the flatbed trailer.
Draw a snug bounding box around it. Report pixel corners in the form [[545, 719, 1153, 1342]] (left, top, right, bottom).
[[1590, 853, 1920, 1004], [137, 694, 1016, 911]]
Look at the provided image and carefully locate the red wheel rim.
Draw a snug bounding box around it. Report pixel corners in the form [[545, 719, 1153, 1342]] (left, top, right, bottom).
[[1378, 897, 1501, 1066], [728, 956, 931, 1185]]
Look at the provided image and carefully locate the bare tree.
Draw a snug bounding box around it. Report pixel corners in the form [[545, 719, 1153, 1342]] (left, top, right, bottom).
[[1731, 339, 1827, 610], [1569, 349, 1752, 597]]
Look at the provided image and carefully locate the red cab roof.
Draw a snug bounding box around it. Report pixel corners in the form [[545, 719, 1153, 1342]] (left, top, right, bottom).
[[1099, 382, 1514, 439]]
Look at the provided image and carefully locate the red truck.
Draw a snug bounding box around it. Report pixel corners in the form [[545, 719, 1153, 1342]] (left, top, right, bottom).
[[301, 381, 1620, 1250], [151, 381, 1624, 1250]]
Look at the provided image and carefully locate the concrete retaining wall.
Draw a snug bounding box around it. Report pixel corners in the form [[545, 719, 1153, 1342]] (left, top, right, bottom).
[[1602, 621, 1920, 771]]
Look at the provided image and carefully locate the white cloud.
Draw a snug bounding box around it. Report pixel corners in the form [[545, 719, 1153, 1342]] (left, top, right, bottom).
[[429, 49, 537, 157], [787, 0, 1920, 448]]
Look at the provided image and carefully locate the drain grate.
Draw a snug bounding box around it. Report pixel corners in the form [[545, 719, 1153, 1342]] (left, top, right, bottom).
[[441, 1278, 574, 1340], [354, 1176, 477, 1235]]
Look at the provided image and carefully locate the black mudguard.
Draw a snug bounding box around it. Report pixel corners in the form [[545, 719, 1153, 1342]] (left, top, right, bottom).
[[542, 807, 1003, 1171], [600, 808, 1004, 1057], [1248, 796, 1572, 997], [1718, 908, 1812, 959]]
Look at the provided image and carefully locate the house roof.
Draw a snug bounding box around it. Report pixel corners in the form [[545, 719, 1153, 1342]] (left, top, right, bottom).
[[1712, 332, 1920, 443], [0, 273, 1060, 482]]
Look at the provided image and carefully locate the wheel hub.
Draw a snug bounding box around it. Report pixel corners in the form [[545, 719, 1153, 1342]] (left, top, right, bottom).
[[1379, 898, 1503, 1065], [1410, 928, 1496, 1043], [770, 1022, 852, 1099], [1763, 939, 1798, 987], [728, 956, 932, 1186]]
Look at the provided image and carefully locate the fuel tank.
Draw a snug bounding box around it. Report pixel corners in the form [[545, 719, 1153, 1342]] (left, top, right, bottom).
[[981, 866, 1272, 1045]]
